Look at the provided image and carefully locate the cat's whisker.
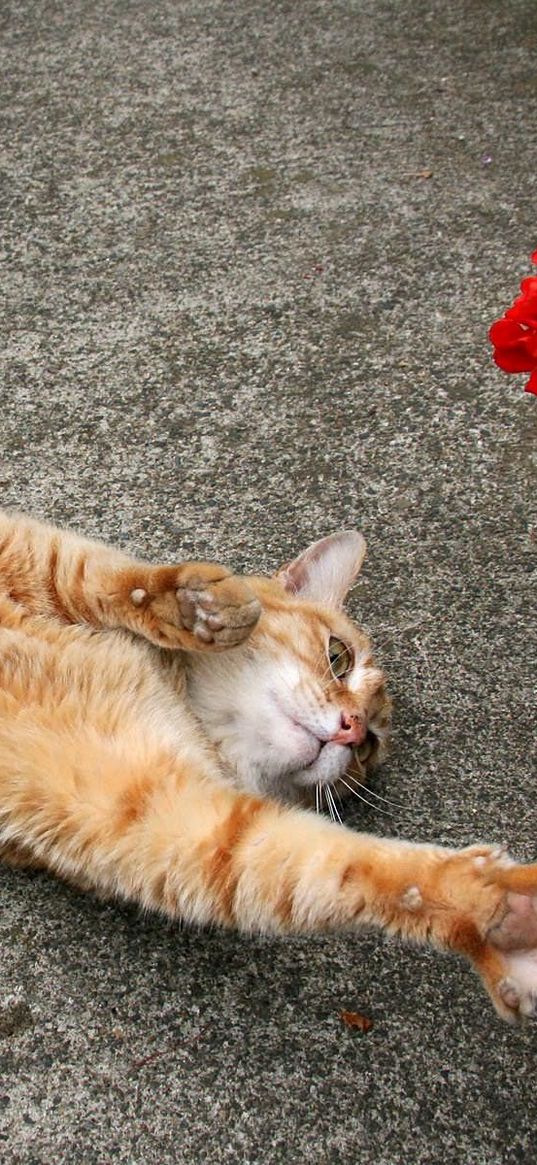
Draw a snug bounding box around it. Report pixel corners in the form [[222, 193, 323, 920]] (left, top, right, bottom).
[[323, 784, 336, 823], [323, 787, 337, 824], [337, 774, 394, 816], [325, 784, 342, 824], [321, 783, 328, 817], [347, 764, 415, 813], [315, 782, 321, 815]]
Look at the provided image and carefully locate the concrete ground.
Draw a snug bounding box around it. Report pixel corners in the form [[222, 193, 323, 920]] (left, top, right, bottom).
[[1, 0, 536, 1161]]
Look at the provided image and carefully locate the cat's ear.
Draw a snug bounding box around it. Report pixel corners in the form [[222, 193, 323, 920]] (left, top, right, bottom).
[[277, 532, 367, 607]]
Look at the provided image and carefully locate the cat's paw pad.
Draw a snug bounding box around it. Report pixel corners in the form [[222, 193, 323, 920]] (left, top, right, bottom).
[[176, 574, 262, 649], [127, 563, 261, 650], [487, 889, 537, 952]]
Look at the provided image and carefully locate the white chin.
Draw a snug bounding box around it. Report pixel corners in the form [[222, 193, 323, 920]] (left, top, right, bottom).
[[294, 743, 351, 788]]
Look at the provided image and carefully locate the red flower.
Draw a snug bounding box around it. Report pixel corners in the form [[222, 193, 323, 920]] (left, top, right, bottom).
[[489, 251, 537, 396]]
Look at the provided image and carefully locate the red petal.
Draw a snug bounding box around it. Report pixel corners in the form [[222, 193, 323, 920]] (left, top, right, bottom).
[[519, 276, 537, 295], [531, 249, 537, 265], [489, 317, 526, 345], [506, 292, 537, 328], [493, 348, 536, 373]]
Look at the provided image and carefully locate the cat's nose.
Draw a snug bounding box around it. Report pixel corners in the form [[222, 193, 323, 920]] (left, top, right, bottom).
[[329, 712, 367, 746]]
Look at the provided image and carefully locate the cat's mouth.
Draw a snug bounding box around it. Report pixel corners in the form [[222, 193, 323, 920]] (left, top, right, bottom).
[[305, 728, 379, 768], [303, 738, 332, 768], [295, 728, 327, 768], [269, 692, 384, 783]]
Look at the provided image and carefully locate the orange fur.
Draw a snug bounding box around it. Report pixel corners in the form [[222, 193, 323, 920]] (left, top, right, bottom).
[[0, 510, 536, 1023]]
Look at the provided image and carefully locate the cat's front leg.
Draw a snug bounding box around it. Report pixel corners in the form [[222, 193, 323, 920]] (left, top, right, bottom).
[[185, 807, 537, 1023], [92, 561, 262, 651], [0, 512, 261, 649]]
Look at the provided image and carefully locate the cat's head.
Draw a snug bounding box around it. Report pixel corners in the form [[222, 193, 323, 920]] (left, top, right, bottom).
[[187, 532, 391, 807]]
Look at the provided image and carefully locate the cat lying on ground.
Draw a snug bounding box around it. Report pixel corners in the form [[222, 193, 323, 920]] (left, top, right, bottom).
[[0, 511, 535, 1022]]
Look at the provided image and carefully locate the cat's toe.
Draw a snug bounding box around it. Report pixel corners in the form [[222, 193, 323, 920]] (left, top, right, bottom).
[[177, 588, 209, 632], [498, 952, 537, 1019]]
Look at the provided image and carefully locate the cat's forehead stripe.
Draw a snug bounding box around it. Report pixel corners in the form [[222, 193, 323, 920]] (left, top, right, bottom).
[[259, 613, 325, 666]]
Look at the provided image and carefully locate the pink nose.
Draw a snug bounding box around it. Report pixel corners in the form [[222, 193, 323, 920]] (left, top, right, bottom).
[[329, 713, 367, 746]]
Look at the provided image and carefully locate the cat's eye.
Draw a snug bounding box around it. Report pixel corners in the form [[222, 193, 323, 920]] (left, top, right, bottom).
[[327, 636, 354, 680]]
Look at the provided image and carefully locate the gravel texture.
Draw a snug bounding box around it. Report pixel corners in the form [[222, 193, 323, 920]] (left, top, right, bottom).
[[0, 1, 536, 1162]]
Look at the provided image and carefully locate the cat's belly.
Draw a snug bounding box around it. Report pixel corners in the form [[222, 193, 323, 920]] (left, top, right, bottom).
[[0, 617, 211, 769]]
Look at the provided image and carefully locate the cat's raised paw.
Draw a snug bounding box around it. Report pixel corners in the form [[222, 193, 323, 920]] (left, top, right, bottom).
[[176, 572, 262, 650], [124, 562, 261, 651]]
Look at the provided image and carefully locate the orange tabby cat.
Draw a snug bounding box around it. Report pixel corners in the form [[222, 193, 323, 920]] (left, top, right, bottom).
[[0, 510, 536, 1023]]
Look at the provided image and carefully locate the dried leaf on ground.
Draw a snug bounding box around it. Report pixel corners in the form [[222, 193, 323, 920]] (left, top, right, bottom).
[[340, 1009, 374, 1033]]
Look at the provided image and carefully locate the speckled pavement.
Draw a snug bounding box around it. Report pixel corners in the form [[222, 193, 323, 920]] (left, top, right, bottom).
[[1, 1, 536, 1162]]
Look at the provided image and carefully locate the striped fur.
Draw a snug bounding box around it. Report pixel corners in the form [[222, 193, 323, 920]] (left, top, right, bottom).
[[0, 510, 536, 1023]]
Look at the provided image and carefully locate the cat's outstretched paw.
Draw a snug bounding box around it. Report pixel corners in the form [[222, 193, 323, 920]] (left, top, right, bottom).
[[495, 950, 537, 1020], [464, 852, 537, 1023], [122, 562, 261, 651]]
